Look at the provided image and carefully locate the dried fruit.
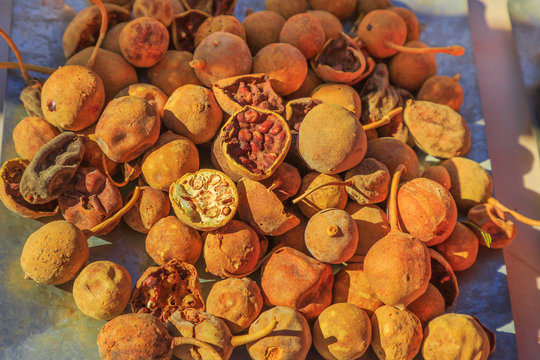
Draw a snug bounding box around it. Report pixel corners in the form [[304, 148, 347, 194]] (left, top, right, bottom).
[[265, 0, 308, 18], [388, 6, 420, 42], [429, 248, 459, 307], [307, 10, 343, 41], [123, 186, 171, 234], [242, 10, 286, 54], [79, 132, 118, 176], [119, 17, 170, 68], [210, 134, 244, 182], [95, 96, 161, 163], [12, 116, 60, 161], [114, 83, 168, 118], [213, 73, 284, 115], [20, 132, 84, 204], [194, 15, 246, 48], [272, 215, 310, 254], [435, 222, 479, 271], [332, 263, 383, 315], [345, 202, 390, 258], [388, 41, 438, 92], [206, 277, 263, 333], [418, 74, 464, 111], [422, 165, 452, 190], [170, 169, 238, 231], [131, 259, 205, 322], [284, 97, 322, 167], [163, 84, 223, 144], [148, 51, 203, 96], [365, 137, 419, 181], [309, 0, 357, 20], [219, 107, 291, 180], [73, 260, 132, 320], [102, 22, 126, 54], [468, 203, 517, 249], [182, 0, 238, 16], [146, 216, 202, 265], [313, 303, 372, 360], [286, 69, 322, 100], [295, 172, 348, 218], [359, 63, 399, 126], [133, 0, 174, 27], [345, 158, 390, 205], [406, 283, 445, 326], [311, 83, 362, 118], [279, 13, 325, 59], [171, 10, 210, 52], [260, 162, 301, 201]]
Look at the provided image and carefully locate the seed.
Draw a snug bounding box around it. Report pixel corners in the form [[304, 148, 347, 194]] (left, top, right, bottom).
[[256, 119, 274, 133], [238, 128, 252, 141], [205, 207, 220, 218], [245, 109, 259, 123], [192, 178, 203, 190], [264, 134, 274, 144], [208, 174, 221, 185], [252, 130, 263, 142], [222, 206, 231, 215], [270, 124, 282, 135], [276, 131, 286, 140], [250, 141, 261, 152], [240, 140, 250, 152]]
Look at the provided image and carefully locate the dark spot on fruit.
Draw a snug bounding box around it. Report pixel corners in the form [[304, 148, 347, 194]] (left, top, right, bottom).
[[47, 100, 56, 112], [367, 24, 372, 31]]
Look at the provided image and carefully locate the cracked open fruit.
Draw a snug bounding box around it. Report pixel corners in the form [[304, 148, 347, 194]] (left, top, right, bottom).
[[171, 10, 210, 52], [170, 169, 238, 231], [182, 0, 238, 16], [284, 97, 322, 167], [130, 259, 205, 322], [468, 203, 517, 248]]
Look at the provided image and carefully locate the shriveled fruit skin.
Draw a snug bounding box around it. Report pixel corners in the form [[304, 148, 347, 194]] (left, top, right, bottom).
[[345, 158, 390, 205], [333, 263, 383, 316], [406, 283, 445, 326], [297, 172, 348, 218], [133, 0, 174, 27], [148, 51, 203, 96], [123, 187, 170, 234], [279, 13, 325, 59], [364, 232, 431, 309], [13, 117, 60, 161], [441, 157, 493, 213], [298, 103, 367, 174], [247, 306, 312, 360], [422, 314, 490, 360], [345, 203, 390, 257], [366, 137, 419, 181], [261, 247, 334, 320], [417, 74, 464, 111], [371, 305, 423, 360], [20, 220, 89, 285], [242, 10, 286, 54], [313, 303, 371, 360], [388, 41, 437, 92], [435, 222, 479, 271]]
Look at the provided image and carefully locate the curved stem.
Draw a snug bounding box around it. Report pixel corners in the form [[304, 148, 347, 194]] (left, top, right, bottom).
[[0, 29, 31, 81], [87, 0, 108, 69], [453, 73, 461, 81], [222, 244, 284, 278], [87, 186, 141, 235], [487, 197, 540, 227], [266, 183, 278, 192], [101, 153, 130, 187], [171, 337, 222, 360], [363, 107, 403, 131], [384, 40, 465, 56], [347, 45, 367, 76], [230, 318, 277, 347], [388, 164, 406, 231], [292, 181, 353, 205], [0, 62, 55, 75]]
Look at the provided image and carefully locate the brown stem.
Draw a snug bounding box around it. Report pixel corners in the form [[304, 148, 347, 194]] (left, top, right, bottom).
[[189, 59, 207, 69], [363, 107, 403, 131], [0, 62, 55, 75], [453, 73, 461, 81], [86, 0, 108, 69], [101, 153, 131, 187], [266, 183, 278, 192], [0, 28, 31, 81], [86, 186, 141, 235], [388, 164, 406, 231], [292, 181, 353, 205], [171, 337, 222, 360], [230, 318, 277, 347], [222, 245, 284, 279], [487, 197, 540, 227], [384, 40, 465, 56]]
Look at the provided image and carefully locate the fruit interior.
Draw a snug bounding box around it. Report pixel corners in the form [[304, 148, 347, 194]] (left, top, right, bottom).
[[287, 99, 322, 132], [219, 76, 283, 113], [172, 11, 209, 51], [172, 171, 236, 225], [430, 257, 458, 308], [317, 35, 361, 72], [223, 109, 288, 174]]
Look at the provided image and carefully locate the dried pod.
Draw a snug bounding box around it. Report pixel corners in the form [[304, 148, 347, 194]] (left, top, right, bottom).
[[62, 3, 130, 58], [219, 107, 291, 180], [12, 116, 60, 161], [286, 69, 322, 100], [171, 10, 210, 52], [114, 83, 168, 118], [0, 158, 58, 219], [345, 158, 390, 205], [41, 65, 105, 131], [237, 178, 300, 236], [170, 169, 238, 231], [73, 260, 132, 320], [406, 283, 445, 326], [388, 41, 437, 92], [441, 157, 493, 212], [194, 15, 246, 48], [119, 17, 170, 68], [332, 263, 383, 315], [309, 0, 357, 20], [242, 10, 286, 54], [131, 259, 205, 322], [422, 165, 451, 190], [370, 305, 423, 360], [146, 216, 202, 265], [279, 13, 325, 59], [418, 74, 464, 111], [58, 167, 123, 234], [345, 202, 390, 258], [260, 247, 333, 320], [422, 314, 490, 360], [307, 10, 343, 41], [213, 74, 284, 116], [123, 186, 171, 234], [468, 204, 517, 249], [19, 78, 45, 118], [148, 51, 203, 96], [311, 83, 362, 118], [247, 306, 312, 360], [376, 87, 413, 143], [206, 277, 263, 333], [298, 103, 367, 174], [260, 162, 301, 201], [284, 97, 322, 167], [102, 22, 126, 54], [133, 0, 174, 27], [388, 6, 420, 42], [429, 248, 459, 308], [397, 177, 458, 246], [311, 32, 375, 85], [95, 96, 161, 163], [65, 47, 138, 102], [265, 0, 308, 18], [203, 220, 260, 278], [365, 137, 419, 181], [272, 216, 310, 254], [359, 63, 399, 126], [252, 43, 308, 96], [296, 172, 348, 218], [313, 303, 372, 360], [435, 222, 479, 271], [190, 32, 252, 87], [305, 208, 359, 263], [20, 220, 89, 285], [20, 132, 84, 204], [403, 100, 471, 159], [182, 0, 238, 16], [163, 85, 223, 144]]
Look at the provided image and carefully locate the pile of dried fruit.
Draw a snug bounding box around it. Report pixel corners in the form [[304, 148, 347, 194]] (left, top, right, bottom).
[[2, 0, 539, 359]]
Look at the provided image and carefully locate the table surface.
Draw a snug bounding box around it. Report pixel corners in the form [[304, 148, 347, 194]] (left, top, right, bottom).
[[0, 0, 538, 359]]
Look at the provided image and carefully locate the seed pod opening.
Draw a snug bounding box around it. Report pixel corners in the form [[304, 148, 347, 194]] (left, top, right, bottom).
[[183, 0, 238, 16], [171, 9, 210, 52]]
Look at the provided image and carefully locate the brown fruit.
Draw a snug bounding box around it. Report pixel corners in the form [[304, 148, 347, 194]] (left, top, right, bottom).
[[123, 186, 170, 234], [429, 248, 459, 307], [422, 165, 451, 190], [345, 202, 390, 258], [357, 10, 407, 58], [194, 15, 246, 48], [272, 215, 310, 254], [265, 0, 308, 18], [114, 83, 168, 118], [332, 263, 383, 315], [307, 10, 343, 41], [388, 41, 437, 92], [296, 172, 348, 218], [279, 13, 325, 59], [102, 22, 127, 54], [468, 203, 517, 249], [133, 0, 174, 27], [311, 83, 362, 118], [260, 162, 301, 201], [242, 10, 286, 54], [171, 9, 210, 52], [148, 51, 203, 96], [418, 74, 464, 111], [309, 0, 357, 20], [119, 17, 170, 68], [286, 69, 322, 100], [435, 222, 479, 271], [345, 158, 390, 205], [182, 0, 238, 16], [388, 6, 420, 42], [406, 283, 445, 326], [12, 116, 60, 161], [365, 137, 420, 181]]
